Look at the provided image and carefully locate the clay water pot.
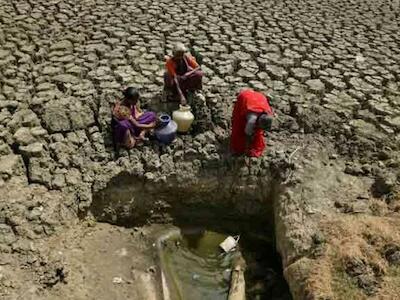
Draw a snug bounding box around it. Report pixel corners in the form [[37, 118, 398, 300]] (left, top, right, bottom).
[[172, 105, 194, 133], [155, 114, 177, 145]]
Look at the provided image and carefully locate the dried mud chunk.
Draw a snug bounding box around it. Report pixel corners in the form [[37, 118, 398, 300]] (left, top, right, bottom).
[[291, 68, 311, 83], [371, 172, 397, 197], [305, 79, 325, 95], [383, 244, 400, 266], [344, 257, 381, 295], [266, 65, 288, 80], [0, 224, 17, 245], [0, 154, 26, 179]]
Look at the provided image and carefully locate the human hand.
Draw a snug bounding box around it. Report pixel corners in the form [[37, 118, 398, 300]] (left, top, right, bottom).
[[180, 96, 187, 106]]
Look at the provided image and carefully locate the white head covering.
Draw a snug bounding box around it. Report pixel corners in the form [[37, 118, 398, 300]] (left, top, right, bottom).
[[173, 42, 187, 54]]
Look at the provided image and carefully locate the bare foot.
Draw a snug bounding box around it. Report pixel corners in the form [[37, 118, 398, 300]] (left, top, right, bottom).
[[124, 132, 136, 149], [136, 132, 149, 142], [125, 138, 136, 149]]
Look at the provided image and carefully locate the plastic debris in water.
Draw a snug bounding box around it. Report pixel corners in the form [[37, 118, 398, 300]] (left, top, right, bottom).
[[219, 235, 240, 253], [192, 273, 200, 281]]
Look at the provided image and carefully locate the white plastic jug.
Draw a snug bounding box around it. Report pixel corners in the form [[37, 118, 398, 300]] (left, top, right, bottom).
[[219, 235, 240, 253]]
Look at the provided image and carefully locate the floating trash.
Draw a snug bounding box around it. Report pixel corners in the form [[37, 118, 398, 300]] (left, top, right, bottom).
[[219, 235, 240, 253], [192, 273, 200, 281]]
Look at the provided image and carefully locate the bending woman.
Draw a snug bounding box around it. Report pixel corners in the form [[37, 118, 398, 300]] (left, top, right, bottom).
[[230, 89, 274, 157], [112, 87, 156, 149]]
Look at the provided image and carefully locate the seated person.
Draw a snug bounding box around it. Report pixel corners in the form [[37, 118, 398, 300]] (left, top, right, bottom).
[[164, 42, 204, 105], [230, 89, 275, 157], [112, 87, 156, 149]]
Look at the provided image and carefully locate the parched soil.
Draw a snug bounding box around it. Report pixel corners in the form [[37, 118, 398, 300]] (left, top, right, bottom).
[[0, 0, 399, 299]]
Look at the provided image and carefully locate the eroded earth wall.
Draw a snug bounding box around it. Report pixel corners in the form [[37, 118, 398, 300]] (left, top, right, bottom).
[[0, 0, 399, 299]]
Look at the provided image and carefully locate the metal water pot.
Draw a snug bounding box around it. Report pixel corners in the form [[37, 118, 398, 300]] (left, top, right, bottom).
[[155, 114, 177, 145]]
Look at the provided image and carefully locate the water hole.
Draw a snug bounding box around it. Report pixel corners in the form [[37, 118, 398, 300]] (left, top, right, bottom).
[[90, 173, 292, 299], [158, 226, 292, 300]]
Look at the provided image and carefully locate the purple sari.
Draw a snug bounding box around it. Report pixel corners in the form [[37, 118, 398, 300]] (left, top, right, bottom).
[[112, 102, 156, 146]]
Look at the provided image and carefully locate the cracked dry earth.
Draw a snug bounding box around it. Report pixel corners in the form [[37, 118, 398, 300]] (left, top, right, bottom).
[[0, 0, 400, 299]]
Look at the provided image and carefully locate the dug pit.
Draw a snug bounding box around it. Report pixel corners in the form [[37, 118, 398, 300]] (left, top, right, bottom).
[[89, 171, 292, 299]]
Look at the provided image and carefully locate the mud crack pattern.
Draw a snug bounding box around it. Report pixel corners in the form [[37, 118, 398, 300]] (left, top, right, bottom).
[[0, 0, 399, 188], [0, 0, 400, 299]]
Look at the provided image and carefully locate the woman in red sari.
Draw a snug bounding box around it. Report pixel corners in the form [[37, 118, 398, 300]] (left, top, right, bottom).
[[230, 89, 274, 157], [164, 43, 204, 105]]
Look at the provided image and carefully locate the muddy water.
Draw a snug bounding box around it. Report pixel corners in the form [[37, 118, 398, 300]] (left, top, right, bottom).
[[159, 227, 292, 300], [161, 229, 231, 300]]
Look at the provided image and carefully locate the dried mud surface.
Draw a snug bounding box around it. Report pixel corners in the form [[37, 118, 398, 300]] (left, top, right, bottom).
[[0, 0, 399, 299]]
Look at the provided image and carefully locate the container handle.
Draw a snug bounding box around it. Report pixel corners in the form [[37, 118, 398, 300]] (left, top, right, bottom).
[[233, 235, 240, 243]]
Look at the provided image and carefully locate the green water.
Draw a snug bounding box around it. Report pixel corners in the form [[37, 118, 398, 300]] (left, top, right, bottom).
[[159, 227, 292, 300], [161, 229, 233, 300]]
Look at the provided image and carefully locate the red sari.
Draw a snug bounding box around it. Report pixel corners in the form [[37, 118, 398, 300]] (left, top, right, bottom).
[[230, 89, 273, 157]]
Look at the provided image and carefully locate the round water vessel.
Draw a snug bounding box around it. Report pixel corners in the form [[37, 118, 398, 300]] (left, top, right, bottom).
[[155, 114, 177, 145], [172, 105, 194, 133]]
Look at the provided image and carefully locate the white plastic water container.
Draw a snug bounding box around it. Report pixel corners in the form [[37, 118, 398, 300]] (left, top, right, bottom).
[[219, 235, 240, 253]]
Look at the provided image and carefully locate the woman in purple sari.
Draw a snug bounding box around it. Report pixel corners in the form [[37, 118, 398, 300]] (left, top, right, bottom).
[[112, 87, 156, 149], [164, 43, 204, 105]]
